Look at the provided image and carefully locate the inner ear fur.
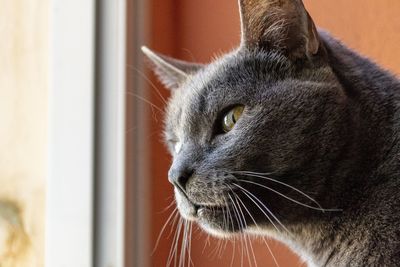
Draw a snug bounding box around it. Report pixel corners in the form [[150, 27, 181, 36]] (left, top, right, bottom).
[[239, 0, 320, 59]]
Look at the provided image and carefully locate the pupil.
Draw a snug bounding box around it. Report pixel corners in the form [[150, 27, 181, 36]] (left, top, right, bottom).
[[232, 113, 237, 123]]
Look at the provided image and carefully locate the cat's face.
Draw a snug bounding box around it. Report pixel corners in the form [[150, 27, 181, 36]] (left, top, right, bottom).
[[143, 0, 348, 238], [162, 50, 347, 237]]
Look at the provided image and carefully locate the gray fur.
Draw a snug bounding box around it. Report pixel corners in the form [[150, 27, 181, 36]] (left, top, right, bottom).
[[143, 0, 400, 266]]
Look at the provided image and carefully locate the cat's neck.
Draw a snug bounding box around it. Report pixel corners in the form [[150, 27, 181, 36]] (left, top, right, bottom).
[[284, 179, 400, 266], [279, 33, 400, 266], [322, 31, 400, 175], [321, 31, 400, 98]]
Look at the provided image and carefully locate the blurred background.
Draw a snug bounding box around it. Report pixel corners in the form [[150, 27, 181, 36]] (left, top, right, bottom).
[[1, 0, 399, 267]]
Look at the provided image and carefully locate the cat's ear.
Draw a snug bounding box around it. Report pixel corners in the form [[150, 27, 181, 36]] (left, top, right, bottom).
[[239, 0, 321, 59], [141, 46, 203, 90]]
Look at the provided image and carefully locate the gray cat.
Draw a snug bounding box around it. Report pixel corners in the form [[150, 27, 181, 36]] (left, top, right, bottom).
[[142, 0, 400, 266]]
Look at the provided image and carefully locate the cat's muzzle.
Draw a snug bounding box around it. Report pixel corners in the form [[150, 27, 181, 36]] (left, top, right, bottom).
[[175, 187, 224, 221], [174, 187, 241, 237], [174, 187, 198, 220]]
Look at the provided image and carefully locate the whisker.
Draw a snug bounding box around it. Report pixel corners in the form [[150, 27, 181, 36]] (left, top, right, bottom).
[[209, 208, 223, 260], [168, 212, 181, 238], [157, 199, 176, 214], [172, 219, 183, 267], [232, 171, 324, 210], [262, 238, 281, 267], [228, 193, 245, 267], [220, 205, 229, 258], [202, 234, 210, 254], [232, 192, 255, 267], [233, 183, 291, 235], [188, 222, 193, 267], [180, 220, 187, 267], [126, 92, 164, 113], [167, 218, 182, 267], [234, 194, 259, 267], [238, 179, 341, 212], [234, 192, 280, 267], [210, 235, 221, 259], [224, 196, 236, 267], [126, 64, 168, 105], [233, 170, 276, 176], [231, 236, 236, 267], [179, 220, 189, 267], [153, 207, 178, 254]]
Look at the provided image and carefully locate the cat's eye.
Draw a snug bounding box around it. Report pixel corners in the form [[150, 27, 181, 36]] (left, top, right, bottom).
[[222, 105, 244, 133]]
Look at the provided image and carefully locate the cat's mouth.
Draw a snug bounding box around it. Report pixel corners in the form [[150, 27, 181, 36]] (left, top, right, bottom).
[[175, 187, 224, 220], [174, 188, 241, 236]]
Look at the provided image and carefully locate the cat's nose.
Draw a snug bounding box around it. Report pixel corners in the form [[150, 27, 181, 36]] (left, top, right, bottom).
[[168, 167, 193, 192]]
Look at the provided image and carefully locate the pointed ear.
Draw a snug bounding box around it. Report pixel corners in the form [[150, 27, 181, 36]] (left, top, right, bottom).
[[141, 46, 203, 89], [239, 0, 320, 59]]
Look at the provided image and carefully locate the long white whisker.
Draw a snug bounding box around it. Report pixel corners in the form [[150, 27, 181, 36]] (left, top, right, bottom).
[[225, 199, 236, 267], [234, 192, 280, 267], [153, 207, 179, 254], [221, 193, 237, 267], [239, 179, 340, 212], [233, 170, 275, 176], [183, 221, 190, 267], [202, 234, 210, 254], [158, 199, 176, 214], [188, 222, 193, 267], [232, 192, 255, 267], [220, 206, 229, 257], [262, 237, 280, 267], [179, 220, 187, 267], [228, 193, 244, 267], [233, 183, 289, 235], [167, 218, 182, 267], [232, 171, 324, 210], [234, 194, 260, 267], [127, 64, 168, 105], [173, 219, 183, 267], [126, 92, 164, 113], [168, 212, 181, 238]]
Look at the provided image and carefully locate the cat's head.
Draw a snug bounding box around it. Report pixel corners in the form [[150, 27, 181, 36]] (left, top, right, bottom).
[[143, 0, 349, 237]]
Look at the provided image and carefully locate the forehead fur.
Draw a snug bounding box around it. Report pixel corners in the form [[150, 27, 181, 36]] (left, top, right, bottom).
[[163, 48, 336, 143], [163, 49, 305, 141]]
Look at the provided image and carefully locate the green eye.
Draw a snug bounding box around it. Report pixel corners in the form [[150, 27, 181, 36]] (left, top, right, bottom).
[[222, 105, 244, 133]]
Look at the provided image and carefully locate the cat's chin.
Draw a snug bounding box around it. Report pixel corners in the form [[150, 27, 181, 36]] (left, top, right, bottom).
[[177, 203, 238, 238]]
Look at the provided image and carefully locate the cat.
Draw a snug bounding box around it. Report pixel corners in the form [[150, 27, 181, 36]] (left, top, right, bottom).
[[142, 0, 400, 266]]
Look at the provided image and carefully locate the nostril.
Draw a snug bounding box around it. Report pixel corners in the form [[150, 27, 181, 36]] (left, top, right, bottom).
[[177, 170, 193, 191], [168, 168, 193, 192]]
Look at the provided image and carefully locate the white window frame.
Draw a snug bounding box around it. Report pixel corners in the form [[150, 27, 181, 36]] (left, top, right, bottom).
[[46, 0, 127, 266], [46, 0, 96, 266]]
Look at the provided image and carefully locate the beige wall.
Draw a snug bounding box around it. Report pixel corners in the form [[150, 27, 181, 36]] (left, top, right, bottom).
[[0, 0, 48, 266]]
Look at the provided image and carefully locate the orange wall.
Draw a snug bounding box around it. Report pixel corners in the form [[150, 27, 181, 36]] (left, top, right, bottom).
[[305, 0, 400, 75], [148, 1, 400, 266]]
